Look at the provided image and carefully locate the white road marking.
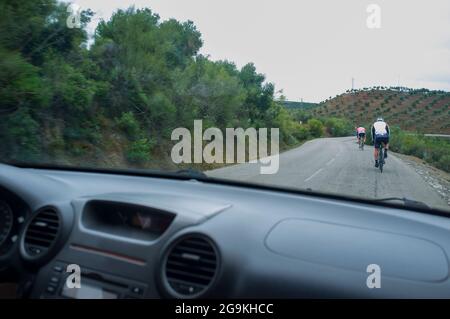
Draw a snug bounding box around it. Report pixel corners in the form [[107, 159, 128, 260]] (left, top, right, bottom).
[[326, 158, 335, 166], [304, 168, 323, 182]]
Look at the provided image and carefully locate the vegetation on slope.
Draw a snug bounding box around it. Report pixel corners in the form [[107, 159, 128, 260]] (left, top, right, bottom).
[[281, 101, 318, 110], [312, 88, 450, 134], [0, 1, 291, 168]]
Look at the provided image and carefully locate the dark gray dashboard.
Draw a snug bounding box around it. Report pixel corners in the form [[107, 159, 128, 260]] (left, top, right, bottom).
[[1, 163, 450, 298]]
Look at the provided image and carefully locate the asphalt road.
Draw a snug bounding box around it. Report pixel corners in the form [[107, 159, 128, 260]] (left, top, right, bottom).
[[206, 136, 449, 211]]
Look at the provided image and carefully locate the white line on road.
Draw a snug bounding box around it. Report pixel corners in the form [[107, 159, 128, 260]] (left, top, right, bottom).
[[326, 158, 335, 166], [304, 168, 323, 182]]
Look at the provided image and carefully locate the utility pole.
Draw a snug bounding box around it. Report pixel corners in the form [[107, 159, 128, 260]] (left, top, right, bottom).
[[351, 77, 355, 91]]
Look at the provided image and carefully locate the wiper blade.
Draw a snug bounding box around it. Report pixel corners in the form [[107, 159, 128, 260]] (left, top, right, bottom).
[[374, 197, 430, 209], [5, 161, 209, 181], [175, 168, 208, 180]]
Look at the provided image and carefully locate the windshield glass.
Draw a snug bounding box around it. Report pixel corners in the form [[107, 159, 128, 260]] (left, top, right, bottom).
[[1, 0, 449, 212]]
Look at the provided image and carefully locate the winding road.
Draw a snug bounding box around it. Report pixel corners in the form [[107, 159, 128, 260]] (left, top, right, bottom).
[[206, 137, 449, 211]]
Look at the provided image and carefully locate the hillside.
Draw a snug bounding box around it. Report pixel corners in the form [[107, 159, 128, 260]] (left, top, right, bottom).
[[281, 100, 318, 110], [312, 88, 450, 134]]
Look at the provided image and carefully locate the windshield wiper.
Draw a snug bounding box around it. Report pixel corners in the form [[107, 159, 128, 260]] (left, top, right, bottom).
[[373, 197, 430, 209], [4, 160, 209, 181], [174, 168, 208, 180]]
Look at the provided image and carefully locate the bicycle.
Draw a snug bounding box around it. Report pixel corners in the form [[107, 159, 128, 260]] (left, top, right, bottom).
[[377, 143, 386, 173], [359, 137, 365, 150]]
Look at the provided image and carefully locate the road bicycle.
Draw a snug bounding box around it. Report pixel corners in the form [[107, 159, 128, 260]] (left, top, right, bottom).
[[359, 137, 365, 150], [378, 143, 386, 173]]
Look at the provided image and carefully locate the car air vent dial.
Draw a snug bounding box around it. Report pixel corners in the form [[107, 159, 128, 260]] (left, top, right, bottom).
[[163, 235, 219, 297], [22, 208, 60, 258]]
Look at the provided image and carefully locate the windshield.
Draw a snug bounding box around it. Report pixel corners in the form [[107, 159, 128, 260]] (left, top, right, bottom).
[[1, 0, 449, 212]]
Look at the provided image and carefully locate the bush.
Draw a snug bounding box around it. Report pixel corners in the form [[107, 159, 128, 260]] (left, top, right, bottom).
[[437, 155, 450, 172], [294, 125, 310, 141], [400, 136, 427, 158], [64, 120, 102, 145], [126, 138, 152, 164], [306, 119, 325, 138], [324, 117, 353, 137], [116, 112, 142, 139], [1, 107, 41, 162], [387, 128, 450, 173]]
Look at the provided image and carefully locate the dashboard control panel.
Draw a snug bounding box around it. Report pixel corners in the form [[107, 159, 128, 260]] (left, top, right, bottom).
[[40, 261, 148, 299]]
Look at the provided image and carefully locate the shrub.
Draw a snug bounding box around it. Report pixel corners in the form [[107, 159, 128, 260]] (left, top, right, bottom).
[[116, 112, 142, 139], [1, 107, 41, 162], [387, 129, 450, 173], [306, 119, 325, 138], [293, 124, 310, 141], [324, 118, 352, 137], [126, 138, 152, 164], [437, 155, 450, 172]]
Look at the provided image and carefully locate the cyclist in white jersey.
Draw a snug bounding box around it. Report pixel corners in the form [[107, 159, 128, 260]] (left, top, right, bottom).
[[371, 117, 390, 168]]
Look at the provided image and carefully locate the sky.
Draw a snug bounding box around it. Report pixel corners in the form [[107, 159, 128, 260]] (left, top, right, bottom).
[[66, 0, 450, 102]]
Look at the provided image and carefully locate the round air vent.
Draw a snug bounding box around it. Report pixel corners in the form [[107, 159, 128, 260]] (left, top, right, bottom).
[[162, 235, 219, 297], [22, 208, 60, 258]]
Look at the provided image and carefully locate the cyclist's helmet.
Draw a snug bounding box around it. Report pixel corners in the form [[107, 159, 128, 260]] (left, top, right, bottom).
[[376, 117, 384, 122]]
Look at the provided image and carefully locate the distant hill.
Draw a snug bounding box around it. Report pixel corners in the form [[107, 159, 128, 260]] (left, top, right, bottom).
[[281, 100, 318, 110], [311, 88, 450, 134]]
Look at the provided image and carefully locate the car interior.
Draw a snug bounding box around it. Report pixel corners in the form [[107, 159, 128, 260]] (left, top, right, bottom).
[[2, 0, 450, 307], [2, 163, 450, 299]]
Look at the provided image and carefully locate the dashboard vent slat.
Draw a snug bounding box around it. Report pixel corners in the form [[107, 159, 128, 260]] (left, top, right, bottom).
[[173, 245, 216, 257], [164, 235, 218, 297], [166, 260, 216, 274], [168, 252, 217, 265], [25, 228, 57, 238], [23, 209, 60, 256]]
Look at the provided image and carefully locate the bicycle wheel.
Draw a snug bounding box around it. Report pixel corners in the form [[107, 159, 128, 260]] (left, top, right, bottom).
[[379, 147, 384, 173]]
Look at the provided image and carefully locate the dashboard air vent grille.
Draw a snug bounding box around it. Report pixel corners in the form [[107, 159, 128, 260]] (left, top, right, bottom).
[[24, 209, 60, 256], [165, 236, 218, 296]]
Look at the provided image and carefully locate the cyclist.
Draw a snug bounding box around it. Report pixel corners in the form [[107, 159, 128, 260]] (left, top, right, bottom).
[[356, 126, 366, 146], [371, 117, 390, 168]]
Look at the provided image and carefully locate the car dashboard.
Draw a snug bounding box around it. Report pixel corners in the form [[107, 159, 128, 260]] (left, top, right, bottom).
[[1, 163, 450, 299]]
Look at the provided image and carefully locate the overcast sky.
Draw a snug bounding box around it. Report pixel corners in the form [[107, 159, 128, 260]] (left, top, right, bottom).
[[68, 0, 450, 102]]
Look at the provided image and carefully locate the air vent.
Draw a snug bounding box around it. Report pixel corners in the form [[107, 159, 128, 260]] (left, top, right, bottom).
[[24, 209, 60, 257], [164, 236, 218, 297]]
